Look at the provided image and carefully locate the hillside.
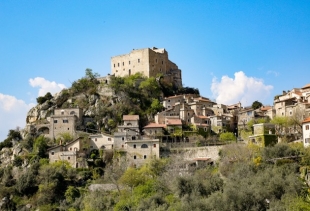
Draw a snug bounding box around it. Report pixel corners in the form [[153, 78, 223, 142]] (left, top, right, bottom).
[[0, 70, 310, 210]]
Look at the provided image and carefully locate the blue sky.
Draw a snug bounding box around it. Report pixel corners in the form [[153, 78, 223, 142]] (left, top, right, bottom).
[[1, 1, 310, 141]]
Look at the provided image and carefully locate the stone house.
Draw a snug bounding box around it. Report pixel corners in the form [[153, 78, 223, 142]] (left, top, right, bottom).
[[248, 123, 277, 147], [49, 108, 83, 140], [143, 123, 166, 138], [302, 117, 310, 147], [111, 47, 182, 87], [47, 137, 87, 168], [89, 133, 114, 150]]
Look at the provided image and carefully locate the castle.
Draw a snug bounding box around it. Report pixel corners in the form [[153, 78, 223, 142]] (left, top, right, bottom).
[[111, 47, 182, 87]]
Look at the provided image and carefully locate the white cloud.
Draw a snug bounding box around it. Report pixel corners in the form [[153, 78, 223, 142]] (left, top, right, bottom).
[[29, 77, 66, 97], [266, 70, 280, 77], [211, 71, 273, 106], [0, 93, 35, 141]]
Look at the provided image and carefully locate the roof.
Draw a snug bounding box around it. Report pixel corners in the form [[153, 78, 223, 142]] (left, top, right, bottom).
[[166, 119, 182, 125], [165, 95, 183, 99], [197, 116, 210, 119], [192, 157, 212, 161], [144, 123, 166, 128], [302, 83, 310, 89], [260, 106, 272, 111], [302, 117, 310, 124], [123, 115, 139, 121]]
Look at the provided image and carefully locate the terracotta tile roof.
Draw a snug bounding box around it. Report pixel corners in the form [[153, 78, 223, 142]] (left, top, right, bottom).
[[144, 123, 166, 128], [123, 115, 139, 121], [261, 106, 272, 111], [197, 116, 209, 119], [302, 83, 310, 89], [166, 119, 182, 125], [302, 117, 310, 123]]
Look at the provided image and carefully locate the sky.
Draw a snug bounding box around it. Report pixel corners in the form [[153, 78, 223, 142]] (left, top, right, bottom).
[[1, 0, 310, 141]]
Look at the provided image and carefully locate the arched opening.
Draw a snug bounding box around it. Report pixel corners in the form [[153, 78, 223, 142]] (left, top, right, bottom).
[[141, 144, 148, 148], [38, 126, 49, 135]]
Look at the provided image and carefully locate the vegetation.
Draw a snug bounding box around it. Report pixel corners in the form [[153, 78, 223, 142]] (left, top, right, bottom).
[[251, 100, 263, 109], [36, 92, 53, 104]]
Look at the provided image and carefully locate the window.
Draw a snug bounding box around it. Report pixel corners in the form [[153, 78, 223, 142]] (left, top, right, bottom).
[[141, 144, 148, 148], [282, 112, 284, 116], [144, 155, 147, 159], [129, 61, 131, 65], [122, 145, 124, 148], [61, 111, 64, 115], [108, 138, 111, 141], [305, 138, 310, 143], [70, 111, 75, 115], [138, 59, 140, 63], [153, 144, 156, 148], [133, 144, 136, 148], [122, 62, 124, 66], [51, 151, 54, 155], [114, 64, 115, 67], [168, 99, 170, 102], [290, 111, 292, 116], [54, 120, 57, 123], [68, 157, 70, 160], [134, 155, 136, 159], [63, 119, 68, 123], [70, 147, 72, 151], [122, 137, 124, 141], [118, 63, 119, 67], [306, 125, 309, 130], [68, 128, 69, 130]]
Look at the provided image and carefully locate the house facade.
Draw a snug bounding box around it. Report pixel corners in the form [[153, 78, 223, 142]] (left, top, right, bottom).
[[302, 117, 310, 147]]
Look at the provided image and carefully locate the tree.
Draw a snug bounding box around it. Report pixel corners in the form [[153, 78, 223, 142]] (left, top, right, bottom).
[[219, 132, 236, 142], [252, 100, 263, 109]]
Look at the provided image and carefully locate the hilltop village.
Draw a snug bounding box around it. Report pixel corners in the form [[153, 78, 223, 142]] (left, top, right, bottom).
[[1, 47, 310, 210], [21, 47, 310, 168]]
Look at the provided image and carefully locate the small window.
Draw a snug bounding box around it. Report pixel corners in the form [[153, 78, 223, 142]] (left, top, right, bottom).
[[133, 144, 136, 148], [129, 61, 131, 65], [108, 138, 111, 141], [153, 144, 156, 148], [61, 111, 64, 115], [95, 138, 97, 141], [134, 155, 136, 159], [306, 125, 309, 130], [68, 128, 69, 130], [138, 59, 140, 63], [70, 147, 72, 151], [51, 151, 54, 155], [54, 120, 57, 123], [70, 111, 75, 115], [122, 145, 124, 148], [63, 119, 68, 123], [122, 137, 124, 141], [144, 155, 147, 159], [118, 63, 119, 67], [122, 62, 124, 66], [68, 157, 70, 160], [114, 64, 115, 67]]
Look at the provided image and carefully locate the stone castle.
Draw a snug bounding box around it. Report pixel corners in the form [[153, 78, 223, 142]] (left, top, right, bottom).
[[111, 47, 182, 87]]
